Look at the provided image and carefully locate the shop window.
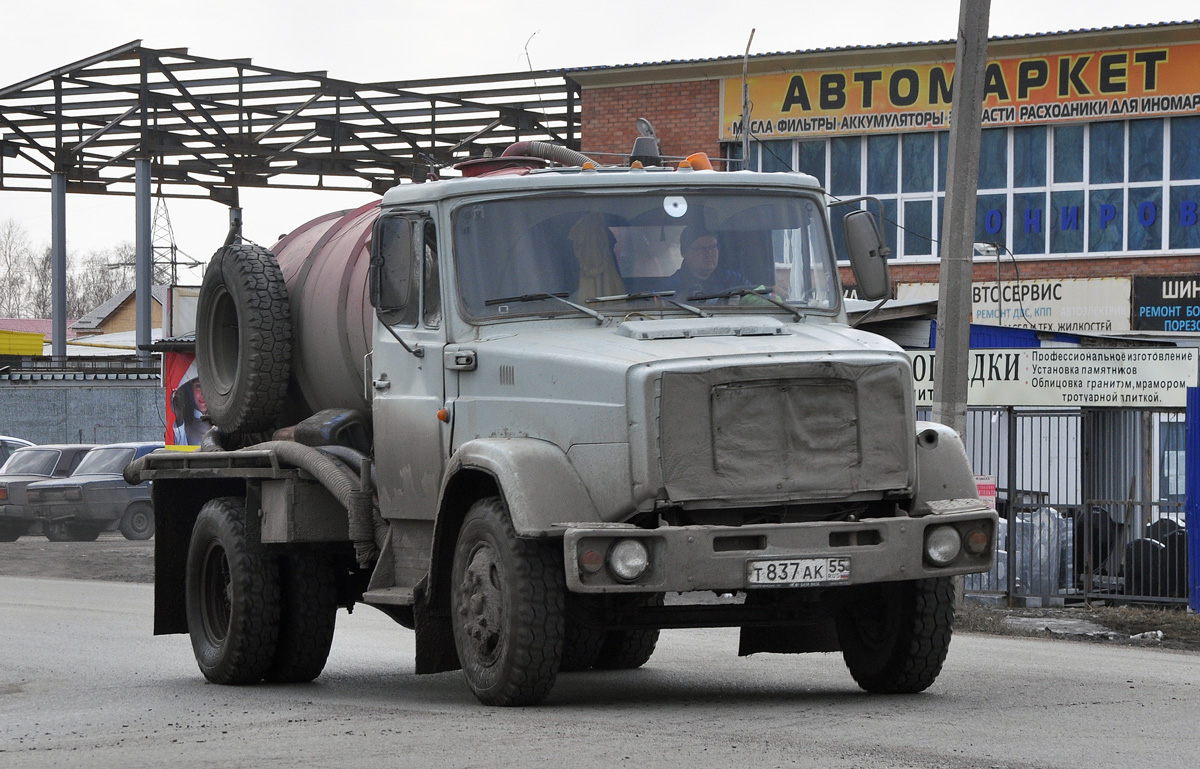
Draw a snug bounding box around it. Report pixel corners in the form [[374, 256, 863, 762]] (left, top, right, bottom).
[[937, 132, 949, 191], [903, 199, 933, 256], [1171, 116, 1200, 180], [1050, 190, 1085, 253], [1129, 119, 1163, 182], [760, 140, 793, 173], [1089, 121, 1125, 184], [1088, 188, 1123, 251], [902, 133, 934, 193], [830, 205, 853, 262], [974, 193, 1006, 247], [797, 141, 826, 186], [867, 134, 898, 194], [1127, 187, 1163, 251], [1012, 126, 1046, 188], [1013, 191, 1046, 255], [1053, 124, 1084, 183], [830, 136, 861, 197], [978, 129, 1008, 190], [880, 198, 898, 254], [1169, 184, 1200, 249]]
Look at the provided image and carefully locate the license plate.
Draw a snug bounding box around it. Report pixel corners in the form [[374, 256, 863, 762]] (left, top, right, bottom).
[[746, 557, 851, 587]]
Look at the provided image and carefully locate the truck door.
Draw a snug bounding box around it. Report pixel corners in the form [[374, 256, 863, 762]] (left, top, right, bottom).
[[370, 214, 449, 523]]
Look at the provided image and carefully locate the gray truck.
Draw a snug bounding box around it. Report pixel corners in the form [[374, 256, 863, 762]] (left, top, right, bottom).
[[127, 140, 997, 706]]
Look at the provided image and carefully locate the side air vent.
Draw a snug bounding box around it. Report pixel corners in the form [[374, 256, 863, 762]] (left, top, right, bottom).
[[499, 365, 515, 386]]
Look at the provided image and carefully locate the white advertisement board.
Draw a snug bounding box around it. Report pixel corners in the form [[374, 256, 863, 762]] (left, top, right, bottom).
[[910, 348, 1198, 408], [896, 277, 1130, 333]]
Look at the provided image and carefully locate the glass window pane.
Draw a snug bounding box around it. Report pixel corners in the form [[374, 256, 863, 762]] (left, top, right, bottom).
[[1088, 188, 1123, 251], [1170, 184, 1200, 249], [1053, 124, 1084, 183], [978, 129, 1008, 189], [1129, 119, 1163, 182], [1050, 190, 1085, 253], [975, 193, 1007, 247], [1013, 191, 1047, 255], [867, 135, 898, 194], [902, 133, 935, 192], [830, 205, 853, 262], [830, 137, 861, 197], [1171, 116, 1200, 180], [760, 140, 793, 173], [904, 200, 933, 256], [937, 132, 949, 191], [1089, 121, 1125, 184], [1012, 126, 1046, 188], [936, 195, 945, 255], [1127, 187, 1163, 251], [880, 198, 898, 257], [797, 140, 826, 186], [727, 141, 745, 169]]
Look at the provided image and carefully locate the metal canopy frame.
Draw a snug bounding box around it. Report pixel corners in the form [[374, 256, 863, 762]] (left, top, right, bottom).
[[0, 40, 581, 201]]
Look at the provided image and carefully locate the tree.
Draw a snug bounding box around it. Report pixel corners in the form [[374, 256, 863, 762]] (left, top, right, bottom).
[[0, 218, 33, 317]]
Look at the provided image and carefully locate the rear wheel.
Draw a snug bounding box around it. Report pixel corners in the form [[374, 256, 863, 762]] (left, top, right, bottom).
[[185, 496, 280, 685], [836, 577, 955, 694], [119, 502, 155, 540], [265, 551, 338, 683], [592, 593, 664, 670], [450, 497, 565, 706], [43, 521, 101, 541]]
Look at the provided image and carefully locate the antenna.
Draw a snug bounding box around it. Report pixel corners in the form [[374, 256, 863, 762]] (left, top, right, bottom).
[[741, 29, 756, 168]]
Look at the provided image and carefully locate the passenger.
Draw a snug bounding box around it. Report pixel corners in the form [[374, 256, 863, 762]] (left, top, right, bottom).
[[568, 213, 625, 299], [669, 225, 745, 298]]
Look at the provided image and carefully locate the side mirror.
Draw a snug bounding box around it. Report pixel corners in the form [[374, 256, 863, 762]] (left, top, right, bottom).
[[843, 209, 892, 301], [369, 215, 415, 314]]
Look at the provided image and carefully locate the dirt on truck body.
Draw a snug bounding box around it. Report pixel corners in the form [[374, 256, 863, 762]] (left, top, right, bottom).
[[126, 140, 997, 706]]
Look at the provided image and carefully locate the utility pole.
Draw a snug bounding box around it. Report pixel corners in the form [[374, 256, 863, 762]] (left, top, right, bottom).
[[933, 0, 991, 438]]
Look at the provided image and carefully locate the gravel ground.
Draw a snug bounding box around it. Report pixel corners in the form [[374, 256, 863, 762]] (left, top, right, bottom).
[[3, 532, 1197, 651]]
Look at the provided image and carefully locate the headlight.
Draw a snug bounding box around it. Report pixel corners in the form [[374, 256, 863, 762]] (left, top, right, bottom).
[[607, 539, 650, 582], [924, 525, 962, 567], [963, 526, 991, 556]]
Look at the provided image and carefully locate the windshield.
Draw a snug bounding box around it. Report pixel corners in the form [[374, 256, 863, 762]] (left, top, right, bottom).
[[72, 447, 135, 475], [453, 191, 840, 321], [0, 449, 59, 476]]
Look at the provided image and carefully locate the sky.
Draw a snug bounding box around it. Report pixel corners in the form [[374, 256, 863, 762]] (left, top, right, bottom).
[[1, 0, 1197, 284]]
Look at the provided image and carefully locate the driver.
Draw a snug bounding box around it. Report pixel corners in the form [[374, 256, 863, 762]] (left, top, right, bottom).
[[669, 225, 744, 298]]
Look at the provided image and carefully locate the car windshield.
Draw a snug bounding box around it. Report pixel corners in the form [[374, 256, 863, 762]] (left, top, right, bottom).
[[0, 449, 59, 476], [72, 447, 135, 475], [453, 190, 840, 321]]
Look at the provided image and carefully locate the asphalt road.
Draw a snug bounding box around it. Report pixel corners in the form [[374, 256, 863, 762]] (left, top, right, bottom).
[[2, 576, 1198, 769]]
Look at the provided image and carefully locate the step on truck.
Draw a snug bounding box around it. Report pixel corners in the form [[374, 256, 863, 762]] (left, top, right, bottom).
[[126, 139, 997, 706]]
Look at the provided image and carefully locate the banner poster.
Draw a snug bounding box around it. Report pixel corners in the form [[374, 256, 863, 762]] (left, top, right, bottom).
[[722, 42, 1200, 139], [909, 347, 1197, 408], [1132, 275, 1200, 332], [896, 277, 1130, 333], [163, 352, 206, 447]]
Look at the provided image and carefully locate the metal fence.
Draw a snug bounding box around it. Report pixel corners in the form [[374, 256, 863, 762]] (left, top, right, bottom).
[[938, 407, 1190, 606]]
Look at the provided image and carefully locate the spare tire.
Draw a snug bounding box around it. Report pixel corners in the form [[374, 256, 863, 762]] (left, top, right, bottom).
[[196, 243, 292, 438]]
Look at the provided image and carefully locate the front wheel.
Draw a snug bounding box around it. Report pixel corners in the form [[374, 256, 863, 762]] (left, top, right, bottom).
[[835, 577, 955, 694], [185, 496, 280, 685], [119, 502, 155, 540], [450, 497, 565, 706]]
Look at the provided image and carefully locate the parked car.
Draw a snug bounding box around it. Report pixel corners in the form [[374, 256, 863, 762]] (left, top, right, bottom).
[[0, 444, 95, 541], [0, 436, 34, 466], [27, 442, 162, 541]]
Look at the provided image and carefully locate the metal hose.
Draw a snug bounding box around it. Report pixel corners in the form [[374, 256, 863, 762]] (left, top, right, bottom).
[[502, 140, 596, 167]]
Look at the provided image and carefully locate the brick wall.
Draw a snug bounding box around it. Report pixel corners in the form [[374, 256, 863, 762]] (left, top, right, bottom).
[[582, 82, 723, 163]]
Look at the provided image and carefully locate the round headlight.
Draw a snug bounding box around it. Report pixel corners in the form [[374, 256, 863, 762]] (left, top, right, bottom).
[[607, 539, 650, 582], [963, 526, 991, 555], [924, 525, 962, 567]]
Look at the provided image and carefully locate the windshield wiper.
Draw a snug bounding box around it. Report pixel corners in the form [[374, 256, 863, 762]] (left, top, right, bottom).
[[587, 290, 711, 318], [485, 292, 605, 324], [687, 285, 806, 322]]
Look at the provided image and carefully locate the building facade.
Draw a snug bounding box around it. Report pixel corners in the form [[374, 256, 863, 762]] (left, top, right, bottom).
[[572, 21, 1200, 336]]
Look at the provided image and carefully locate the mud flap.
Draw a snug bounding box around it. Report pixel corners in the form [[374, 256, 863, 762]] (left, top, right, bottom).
[[413, 577, 461, 674]]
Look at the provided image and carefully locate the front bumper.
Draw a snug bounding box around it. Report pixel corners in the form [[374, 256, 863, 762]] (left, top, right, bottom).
[[563, 501, 998, 593]]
